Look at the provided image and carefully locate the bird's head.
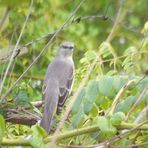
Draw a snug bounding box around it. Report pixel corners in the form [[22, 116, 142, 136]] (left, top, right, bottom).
[[58, 41, 74, 57]]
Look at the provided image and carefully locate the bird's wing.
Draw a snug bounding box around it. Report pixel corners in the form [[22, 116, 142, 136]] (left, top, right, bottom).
[[57, 61, 74, 113], [42, 58, 74, 113], [42, 64, 52, 100]]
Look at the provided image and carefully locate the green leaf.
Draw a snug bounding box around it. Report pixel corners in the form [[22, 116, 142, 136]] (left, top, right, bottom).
[[84, 80, 99, 114], [94, 116, 117, 138], [110, 112, 125, 126], [72, 104, 85, 128], [72, 88, 85, 114], [0, 115, 5, 145], [112, 76, 122, 92], [85, 50, 97, 62], [90, 103, 98, 117], [30, 125, 46, 148], [100, 97, 111, 110], [116, 95, 137, 113], [99, 76, 113, 96], [14, 90, 30, 106]]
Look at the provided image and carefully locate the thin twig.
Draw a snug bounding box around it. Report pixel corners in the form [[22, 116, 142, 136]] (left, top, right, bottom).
[[106, 2, 123, 42], [108, 120, 148, 144], [0, 0, 34, 97], [59, 141, 148, 148], [134, 106, 148, 124], [126, 85, 148, 121], [0, 73, 44, 80], [21, 108, 41, 120], [93, 120, 148, 147], [107, 79, 136, 115], [110, 141, 148, 148]]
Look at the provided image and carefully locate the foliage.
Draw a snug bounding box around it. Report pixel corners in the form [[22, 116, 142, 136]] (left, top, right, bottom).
[[0, 0, 148, 147]]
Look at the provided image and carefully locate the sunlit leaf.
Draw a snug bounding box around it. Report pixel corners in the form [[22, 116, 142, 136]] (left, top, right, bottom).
[[0, 115, 5, 145]]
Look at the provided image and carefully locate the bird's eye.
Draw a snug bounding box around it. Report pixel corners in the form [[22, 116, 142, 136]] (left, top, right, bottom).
[[69, 46, 73, 50], [62, 45, 67, 48]]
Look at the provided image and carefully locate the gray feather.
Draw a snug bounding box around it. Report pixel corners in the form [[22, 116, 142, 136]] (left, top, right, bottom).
[[40, 41, 74, 133]]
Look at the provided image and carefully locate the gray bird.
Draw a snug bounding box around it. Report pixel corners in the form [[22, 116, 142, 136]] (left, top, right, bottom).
[[40, 41, 74, 133]]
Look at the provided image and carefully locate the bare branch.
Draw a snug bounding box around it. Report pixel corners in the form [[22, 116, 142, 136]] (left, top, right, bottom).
[[5, 111, 38, 126]]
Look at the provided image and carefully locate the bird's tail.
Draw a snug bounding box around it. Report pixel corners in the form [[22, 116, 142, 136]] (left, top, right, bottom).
[[40, 83, 58, 133]]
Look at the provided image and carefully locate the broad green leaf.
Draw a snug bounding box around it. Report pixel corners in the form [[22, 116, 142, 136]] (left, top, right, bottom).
[[100, 97, 111, 110], [72, 104, 85, 128], [84, 101, 93, 115], [95, 95, 105, 106], [112, 76, 122, 92], [30, 125, 46, 148], [72, 88, 85, 114], [85, 80, 99, 102], [90, 103, 98, 117], [116, 95, 137, 113], [99, 76, 113, 96], [94, 116, 117, 138], [110, 112, 125, 126], [84, 80, 99, 114], [14, 90, 30, 106], [0, 115, 5, 144]]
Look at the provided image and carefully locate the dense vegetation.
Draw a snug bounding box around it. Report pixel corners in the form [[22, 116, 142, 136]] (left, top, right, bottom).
[[0, 0, 147, 147]]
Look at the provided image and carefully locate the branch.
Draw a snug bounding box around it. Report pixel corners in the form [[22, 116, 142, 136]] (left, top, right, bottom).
[[110, 142, 148, 148], [126, 85, 148, 121], [1, 100, 42, 125], [0, 73, 44, 80], [5, 112, 38, 126], [59, 141, 148, 148], [1, 122, 148, 146], [134, 106, 148, 124], [107, 79, 136, 115], [2, 138, 30, 146], [44, 122, 148, 144], [31, 100, 43, 108], [93, 120, 148, 148]]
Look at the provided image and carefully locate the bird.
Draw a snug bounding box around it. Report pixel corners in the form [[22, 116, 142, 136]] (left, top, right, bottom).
[[40, 41, 74, 133]]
